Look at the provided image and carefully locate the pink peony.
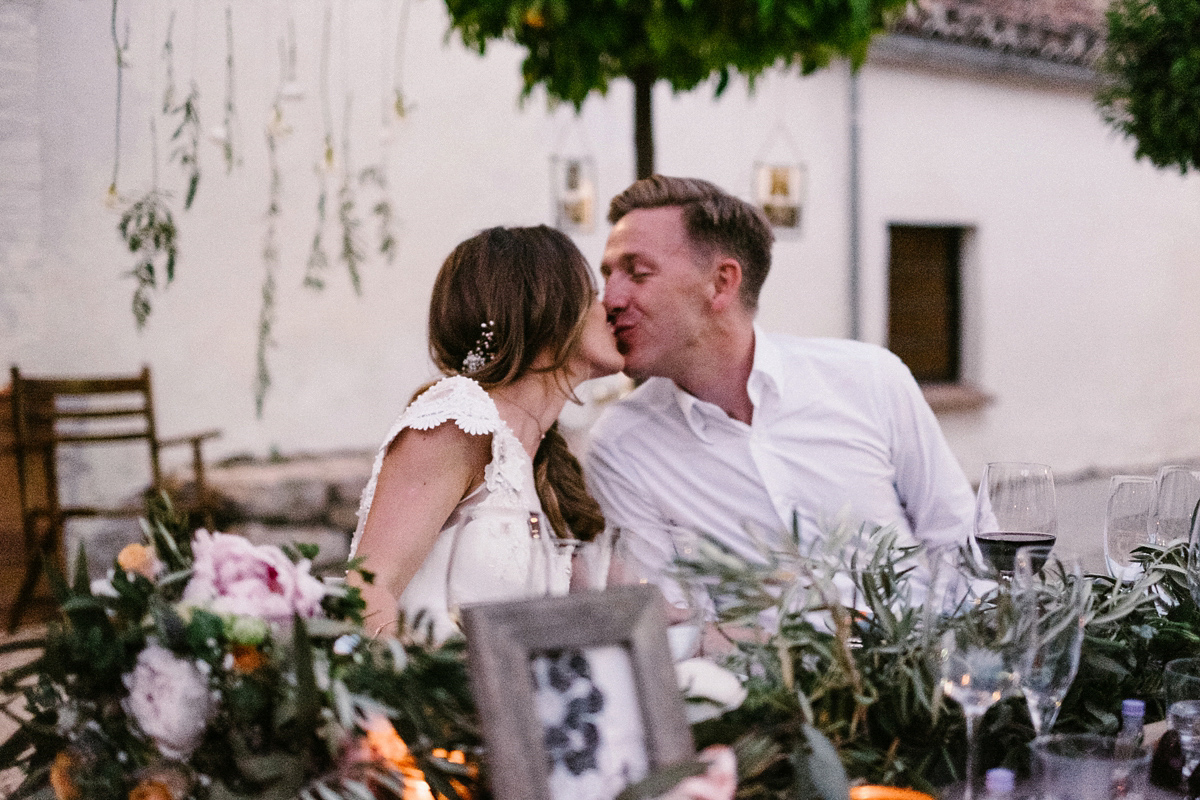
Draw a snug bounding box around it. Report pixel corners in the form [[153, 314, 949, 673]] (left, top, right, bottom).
[[182, 530, 328, 625], [122, 644, 213, 760]]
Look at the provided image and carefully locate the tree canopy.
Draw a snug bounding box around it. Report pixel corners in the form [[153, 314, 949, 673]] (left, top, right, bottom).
[[443, 0, 907, 178], [1098, 0, 1200, 174]]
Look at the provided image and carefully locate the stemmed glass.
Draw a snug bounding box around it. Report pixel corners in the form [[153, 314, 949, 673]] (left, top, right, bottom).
[[1013, 545, 1088, 738], [545, 536, 583, 595], [929, 553, 1023, 800], [1164, 659, 1200, 788], [1188, 506, 1200, 609], [446, 509, 549, 627], [1104, 476, 1154, 581], [1150, 466, 1200, 545], [973, 462, 1057, 576]]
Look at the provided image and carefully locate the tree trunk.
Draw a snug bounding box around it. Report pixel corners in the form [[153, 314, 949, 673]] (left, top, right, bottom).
[[633, 70, 655, 180]]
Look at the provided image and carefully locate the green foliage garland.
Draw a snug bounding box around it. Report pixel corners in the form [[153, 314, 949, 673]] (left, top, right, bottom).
[[678, 524, 1199, 796]]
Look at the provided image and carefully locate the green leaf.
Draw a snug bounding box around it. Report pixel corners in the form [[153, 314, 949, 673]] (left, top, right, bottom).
[[293, 615, 321, 736]]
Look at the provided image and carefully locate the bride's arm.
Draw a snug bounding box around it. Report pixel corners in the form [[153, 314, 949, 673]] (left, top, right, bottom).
[[348, 423, 489, 636]]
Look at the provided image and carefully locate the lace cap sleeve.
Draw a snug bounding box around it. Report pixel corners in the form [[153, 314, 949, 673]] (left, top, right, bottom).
[[401, 375, 503, 436], [349, 376, 517, 557]]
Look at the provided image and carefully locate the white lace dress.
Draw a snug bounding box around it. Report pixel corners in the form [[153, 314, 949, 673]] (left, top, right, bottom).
[[351, 376, 571, 641]]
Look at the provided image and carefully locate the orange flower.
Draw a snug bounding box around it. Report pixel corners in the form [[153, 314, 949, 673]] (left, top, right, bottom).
[[522, 8, 545, 27], [361, 715, 437, 800], [363, 715, 414, 769], [129, 780, 175, 800], [49, 751, 80, 800], [230, 643, 268, 673], [117, 543, 161, 580]]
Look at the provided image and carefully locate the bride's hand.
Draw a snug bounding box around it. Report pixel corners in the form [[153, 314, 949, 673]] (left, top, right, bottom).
[[658, 746, 737, 800]]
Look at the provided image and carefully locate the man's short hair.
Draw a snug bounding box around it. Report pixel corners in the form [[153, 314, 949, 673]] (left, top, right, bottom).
[[608, 175, 774, 310]]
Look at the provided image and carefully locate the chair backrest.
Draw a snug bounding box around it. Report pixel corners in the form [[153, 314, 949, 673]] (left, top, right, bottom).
[[9, 365, 163, 517]]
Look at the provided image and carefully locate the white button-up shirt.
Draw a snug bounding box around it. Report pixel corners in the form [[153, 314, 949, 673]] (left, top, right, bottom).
[[583, 329, 975, 605]]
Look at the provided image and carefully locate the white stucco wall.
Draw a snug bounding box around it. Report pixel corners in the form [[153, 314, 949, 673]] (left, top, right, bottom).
[[854, 62, 1200, 479], [2, 0, 1198, 496]]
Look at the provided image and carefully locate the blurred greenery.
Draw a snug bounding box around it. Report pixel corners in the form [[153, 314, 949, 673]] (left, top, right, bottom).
[[1098, 0, 1200, 173], [441, 0, 907, 177]]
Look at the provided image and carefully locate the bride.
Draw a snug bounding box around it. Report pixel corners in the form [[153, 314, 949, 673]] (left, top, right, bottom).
[[348, 225, 624, 640]]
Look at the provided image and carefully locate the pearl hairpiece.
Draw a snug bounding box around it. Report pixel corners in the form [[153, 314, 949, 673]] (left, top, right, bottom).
[[461, 320, 497, 373]]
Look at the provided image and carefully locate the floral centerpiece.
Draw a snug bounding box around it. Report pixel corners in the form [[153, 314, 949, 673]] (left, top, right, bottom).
[[0, 506, 481, 800]]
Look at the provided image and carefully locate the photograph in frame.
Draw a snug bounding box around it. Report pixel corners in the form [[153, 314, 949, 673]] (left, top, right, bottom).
[[462, 585, 694, 800]]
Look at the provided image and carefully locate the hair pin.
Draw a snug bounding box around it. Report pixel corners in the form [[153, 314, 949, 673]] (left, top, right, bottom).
[[462, 320, 496, 373]]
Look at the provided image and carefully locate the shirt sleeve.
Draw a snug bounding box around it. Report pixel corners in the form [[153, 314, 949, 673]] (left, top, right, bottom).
[[583, 434, 692, 608], [874, 350, 976, 548]]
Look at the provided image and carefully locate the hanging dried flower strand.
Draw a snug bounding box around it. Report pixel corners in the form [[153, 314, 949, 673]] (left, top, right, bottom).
[[162, 10, 202, 209], [120, 117, 179, 329], [338, 93, 365, 295], [210, 5, 240, 174], [304, 3, 335, 291], [107, 0, 130, 203], [256, 114, 281, 416]]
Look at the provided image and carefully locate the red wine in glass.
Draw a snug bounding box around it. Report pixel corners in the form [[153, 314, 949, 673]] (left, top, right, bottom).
[[975, 531, 1056, 574]]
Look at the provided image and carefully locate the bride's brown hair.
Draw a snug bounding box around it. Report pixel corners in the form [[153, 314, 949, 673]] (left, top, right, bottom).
[[427, 225, 605, 541]]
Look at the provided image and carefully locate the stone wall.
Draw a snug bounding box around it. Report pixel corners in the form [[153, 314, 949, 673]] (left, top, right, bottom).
[[71, 451, 371, 580], [201, 451, 372, 566]]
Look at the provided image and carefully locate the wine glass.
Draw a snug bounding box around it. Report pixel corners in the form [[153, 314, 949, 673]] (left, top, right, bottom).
[[446, 508, 549, 627], [1013, 545, 1088, 738], [545, 536, 583, 596], [929, 552, 1022, 800], [939, 616, 1022, 799], [973, 462, 1057, 576], [1104, 476, 1154, 581], [1149, 466, 1200, 545], [1188, 509, 1200, 609]]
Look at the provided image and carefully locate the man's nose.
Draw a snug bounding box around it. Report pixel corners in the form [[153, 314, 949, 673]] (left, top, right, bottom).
[[602, 275, 626, 313]]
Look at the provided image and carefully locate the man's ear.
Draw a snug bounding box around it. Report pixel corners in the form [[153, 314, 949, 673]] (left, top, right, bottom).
[[708, 257, 744, 312]]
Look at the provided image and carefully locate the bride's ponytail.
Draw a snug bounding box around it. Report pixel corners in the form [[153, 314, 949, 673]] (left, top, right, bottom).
[[534, 423, 604, 542]]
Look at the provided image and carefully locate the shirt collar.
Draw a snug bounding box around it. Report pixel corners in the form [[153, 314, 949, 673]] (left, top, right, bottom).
[[671, 325, 784, 441], [747, 324, 784, 407]]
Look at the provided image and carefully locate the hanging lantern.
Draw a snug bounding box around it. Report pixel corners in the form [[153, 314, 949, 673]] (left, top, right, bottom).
[[752, 119, 807, 234], [551, 155, 597, 235], [753, 162, 806, 232]]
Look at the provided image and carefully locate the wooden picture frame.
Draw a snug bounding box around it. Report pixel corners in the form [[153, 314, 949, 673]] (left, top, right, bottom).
[[462, 585, 694, 800]]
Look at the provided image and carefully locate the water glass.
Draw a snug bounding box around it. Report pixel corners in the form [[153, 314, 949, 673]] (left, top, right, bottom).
[[1169, 700, 1200, 781], [1164, 658, 1200, 705], [1188, 511, 1200, 609], [1149, 466, 1200, 544], [1032, 734, 1150, 800], [545, 536, 582, 596], [1104, 476, 1154, 581]]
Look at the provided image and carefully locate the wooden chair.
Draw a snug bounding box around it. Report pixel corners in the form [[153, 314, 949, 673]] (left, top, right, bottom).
[[6, 365, 220, 631]]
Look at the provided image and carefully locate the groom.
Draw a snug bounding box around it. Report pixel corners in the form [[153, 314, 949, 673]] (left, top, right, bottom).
[[584, 175, 975, 607]]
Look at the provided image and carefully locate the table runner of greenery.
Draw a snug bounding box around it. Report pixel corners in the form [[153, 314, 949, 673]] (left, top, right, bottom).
[[682, 522, 1195, 798], [1, 501, 1194, 800]]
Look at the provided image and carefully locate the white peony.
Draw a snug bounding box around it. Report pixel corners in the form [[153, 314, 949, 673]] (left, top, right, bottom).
[[675, 658, 748, 724], [122, 643, 214, 760]]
